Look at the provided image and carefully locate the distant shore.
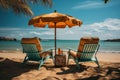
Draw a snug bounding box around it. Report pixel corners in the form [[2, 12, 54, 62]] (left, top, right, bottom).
[[0, 36, 120, 42], [104, 39, 120, 42], [0, 37, 17, 41]]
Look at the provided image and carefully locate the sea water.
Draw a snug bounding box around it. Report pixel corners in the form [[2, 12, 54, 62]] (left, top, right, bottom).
[[0, 40, 120, 53]]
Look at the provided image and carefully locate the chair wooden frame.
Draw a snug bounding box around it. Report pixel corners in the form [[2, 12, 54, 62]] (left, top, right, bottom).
[[21, 43, 51, 70], [67, 43, 100, 69]]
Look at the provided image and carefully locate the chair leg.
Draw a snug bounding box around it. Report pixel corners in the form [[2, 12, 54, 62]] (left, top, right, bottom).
[[23, 55, 28, 64], [95, 57, 100, 68], [74, 58, 80, 69], [44, 56, 50, 62], [38, 56, 50, 70], [51, 49, 54, 59], [67, 54, 70, 66], [38, 58, 44, 70]]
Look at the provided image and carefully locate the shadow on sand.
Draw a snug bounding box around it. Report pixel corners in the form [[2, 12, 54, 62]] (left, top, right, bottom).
[[0, 57, 120, 80], [0, 58, 40, 80], [55, 64, 120, 80]]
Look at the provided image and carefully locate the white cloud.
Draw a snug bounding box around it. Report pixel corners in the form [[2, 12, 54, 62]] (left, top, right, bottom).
[[72, 1, 104, 9], [57, 18, 120, 40], [83, 32, 92, 35], [30, 32, 42, 35], [30, 30, 54, 36], [72, 0, 119, 9], [89, 18, 120, 31], [94, 28, 101, 32], [0, 18, 120, 40], [79, 18, 120, 39], [65, 30, 74, 34], [43, 31, 54, 35], [103, 18, 120, 30]]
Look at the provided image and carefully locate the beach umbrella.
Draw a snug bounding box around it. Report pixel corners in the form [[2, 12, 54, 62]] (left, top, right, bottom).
[[28, 10, 82, 56]]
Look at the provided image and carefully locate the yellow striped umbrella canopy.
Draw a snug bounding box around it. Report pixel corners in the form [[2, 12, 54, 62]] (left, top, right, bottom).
[[28, 10, 82, 56]]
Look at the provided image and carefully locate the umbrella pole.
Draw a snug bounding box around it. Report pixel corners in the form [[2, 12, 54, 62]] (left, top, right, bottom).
[[55, 22, 57, 55], [54, 22, 57, 66]]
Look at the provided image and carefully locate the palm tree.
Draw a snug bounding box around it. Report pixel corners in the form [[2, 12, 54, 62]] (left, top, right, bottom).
[[0, 0, 52, 16]]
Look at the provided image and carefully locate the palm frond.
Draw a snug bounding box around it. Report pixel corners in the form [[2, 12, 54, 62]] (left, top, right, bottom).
[[30, 0, 52, 7], [0, 0, 9, 8], [0, 0, 52, 16], [103, 0, 110, 4], [12, 4, 33, 16]]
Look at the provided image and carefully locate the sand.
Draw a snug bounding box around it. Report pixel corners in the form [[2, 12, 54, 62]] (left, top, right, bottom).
[[0, 50, 120, 80]]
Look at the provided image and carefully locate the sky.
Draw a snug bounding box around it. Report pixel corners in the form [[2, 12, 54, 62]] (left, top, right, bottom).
[[0, 0, 120, 40]]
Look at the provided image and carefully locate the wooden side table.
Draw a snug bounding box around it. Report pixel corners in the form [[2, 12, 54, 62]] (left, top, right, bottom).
[[52, 48, 68, 67], [55, 54, 66, 67]]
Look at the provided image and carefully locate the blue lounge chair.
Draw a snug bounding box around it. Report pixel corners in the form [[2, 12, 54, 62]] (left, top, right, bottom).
[[67, 37, 100, 69], [21, 37, 52, 70]]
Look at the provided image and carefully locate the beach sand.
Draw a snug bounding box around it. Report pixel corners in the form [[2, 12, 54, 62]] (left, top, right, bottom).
[[0, 50, 120, 80]]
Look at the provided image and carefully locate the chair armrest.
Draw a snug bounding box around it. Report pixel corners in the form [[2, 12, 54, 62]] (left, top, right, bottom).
[[39, 48, 54, 58], [41, 47, 54, 52], [67, 48, 81, 58], [67, 50, 78, 58], [66, 47, 77, 52]]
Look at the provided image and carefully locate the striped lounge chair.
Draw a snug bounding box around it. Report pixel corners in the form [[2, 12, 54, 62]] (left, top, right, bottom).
[[21, 37, 52, 70], [67, 37, 100, 69]]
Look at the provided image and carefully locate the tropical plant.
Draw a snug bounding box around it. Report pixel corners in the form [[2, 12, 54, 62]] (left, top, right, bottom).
[[0, 0, 52, 16]]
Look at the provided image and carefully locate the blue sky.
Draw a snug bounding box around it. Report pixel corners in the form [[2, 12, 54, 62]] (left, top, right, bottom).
[[0, 0, 120, 40]]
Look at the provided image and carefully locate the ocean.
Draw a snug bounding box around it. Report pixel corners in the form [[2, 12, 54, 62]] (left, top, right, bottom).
[[0, 40, 120, 53]]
